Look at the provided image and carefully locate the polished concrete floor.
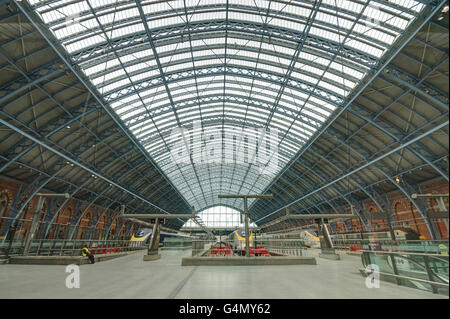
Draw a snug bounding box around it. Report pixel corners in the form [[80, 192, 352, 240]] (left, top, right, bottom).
[[0, 249, 447, 299]]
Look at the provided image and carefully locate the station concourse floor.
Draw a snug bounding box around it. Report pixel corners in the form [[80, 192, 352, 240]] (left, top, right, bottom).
[[0, 249, 447, 299]]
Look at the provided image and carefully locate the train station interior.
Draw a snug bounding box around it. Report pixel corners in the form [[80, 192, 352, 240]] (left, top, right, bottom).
[[0, 0, 448, 301]]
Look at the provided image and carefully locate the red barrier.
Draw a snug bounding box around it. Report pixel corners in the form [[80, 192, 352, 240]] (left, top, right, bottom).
[[210, 246, 232, 257], [209, 245, 271, 257], [250, 246, 269, 256], [349, 244, 362, 252]]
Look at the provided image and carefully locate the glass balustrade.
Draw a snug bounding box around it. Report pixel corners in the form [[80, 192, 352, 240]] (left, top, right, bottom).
[[361, 250, 449, 295]]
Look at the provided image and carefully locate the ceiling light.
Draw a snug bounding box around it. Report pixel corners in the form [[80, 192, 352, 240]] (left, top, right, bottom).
[[442, 4, 449, 13]]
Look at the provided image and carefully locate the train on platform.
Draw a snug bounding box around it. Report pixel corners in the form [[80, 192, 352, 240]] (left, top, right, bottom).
[[330, 227, 424, 241], [227, 228, 254, 255], [129, 228, 192, 247], [259, 229, 320, 248], [298, 229, 320, 248]]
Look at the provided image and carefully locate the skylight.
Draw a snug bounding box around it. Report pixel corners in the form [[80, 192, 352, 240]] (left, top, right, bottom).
[[27, 0, 426, 212], [182, 206, 257, 229]]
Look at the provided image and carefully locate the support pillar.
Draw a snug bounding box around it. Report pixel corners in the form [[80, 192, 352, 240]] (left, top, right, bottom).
[[244, 197, 250, 257], [218, 193, 274, 257], [317, 218, 340, 260], [143, 218, 161, 261], [23, 196, 45, 256], [412, 193, 449, 239], [23, 193, 70, 255], [436, 197, 449, 236]]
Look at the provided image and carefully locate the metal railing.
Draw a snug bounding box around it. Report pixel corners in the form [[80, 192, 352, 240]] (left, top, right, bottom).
[[332, 238, 449, 254], [361, 250, 449, 294], [252, 238, 308, 256], [0, 239, 146, 258], [0, 214, 138, 258], [190, 238, 310, 257], [0, 216, 128, 242], [192, 240, 216, 256]]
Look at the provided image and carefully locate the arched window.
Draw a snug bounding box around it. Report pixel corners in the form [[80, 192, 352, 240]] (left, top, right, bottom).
[[0, 191, 10, 238], [394, 202, 403, 226], [182, 206, 257, 229], [0, 191, 9, 218], [368, 207, 377, 230]]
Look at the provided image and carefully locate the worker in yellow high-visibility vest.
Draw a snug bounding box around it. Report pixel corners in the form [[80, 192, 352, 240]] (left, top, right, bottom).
[[82, 245, 95, 264], [439, 243, 448, 256]]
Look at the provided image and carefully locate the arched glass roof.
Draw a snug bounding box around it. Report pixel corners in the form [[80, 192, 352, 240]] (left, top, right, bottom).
[[28, 0, 426, 212]]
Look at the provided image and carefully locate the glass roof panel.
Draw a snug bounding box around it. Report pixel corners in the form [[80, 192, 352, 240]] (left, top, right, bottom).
[[28, 0, 427, 213]]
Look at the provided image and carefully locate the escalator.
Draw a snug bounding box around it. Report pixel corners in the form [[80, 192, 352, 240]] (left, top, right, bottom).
[[361, 251, 449, 295]]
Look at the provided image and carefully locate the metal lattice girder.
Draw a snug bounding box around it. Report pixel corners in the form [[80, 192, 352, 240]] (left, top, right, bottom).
[[7, 1, 192, 215], [259, 151, 447, 223], [255, 148, 447, 224], [0, 0, 447, 231], [0, 115, 185, 222], [0, 113, 183, 213], [16, 0, 440, 215], [260, 152, 446, 225], [62, 19, 381, 67], [2, 20, 192, 226], [1, 155, 181, 228], [256, 120, 448, 223], [0, 121, 186, 230], [251, 3, 448, 222], [122, 213, 194, 219]]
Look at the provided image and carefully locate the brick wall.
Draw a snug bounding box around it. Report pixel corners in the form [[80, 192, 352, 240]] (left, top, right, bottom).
[[0, 177, 127, 240], [0, 176, 448, 240]]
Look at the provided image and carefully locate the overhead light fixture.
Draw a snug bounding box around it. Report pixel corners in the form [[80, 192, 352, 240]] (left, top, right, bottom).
[[437, 3, 449, 21], [395, 176, 401, 184]]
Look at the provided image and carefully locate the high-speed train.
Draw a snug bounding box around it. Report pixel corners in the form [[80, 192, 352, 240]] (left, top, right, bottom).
[[257, 229, 320, 248], [298, 229, 320, 248], [330, 227, 423, 241], [130, 228, 192, 246], [228, 228, 254, 255], [268, 229, 320, 248]]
